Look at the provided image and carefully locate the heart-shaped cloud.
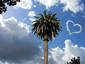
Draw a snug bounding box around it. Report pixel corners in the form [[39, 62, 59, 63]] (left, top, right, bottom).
[[66, 20, 82, 35]]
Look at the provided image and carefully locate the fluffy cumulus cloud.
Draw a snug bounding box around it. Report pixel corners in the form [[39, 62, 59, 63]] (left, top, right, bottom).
[[14, 0, 84, 13], [0, 15, 85, 64], [0, 15, 40, 64], [35, 0, 59, 9], [16, 0, 32, 9], [34, 0, 84, 13], [60, 0, 84, 13], [13, 0, 84, 14], [23, 39, 85, 64], [48, 40, 85, 64]]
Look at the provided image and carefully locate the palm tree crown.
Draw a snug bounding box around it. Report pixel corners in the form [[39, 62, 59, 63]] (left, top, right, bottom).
[[32, 10, 61, 41]]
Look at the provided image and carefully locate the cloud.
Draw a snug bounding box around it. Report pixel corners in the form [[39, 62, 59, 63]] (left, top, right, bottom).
[[48, 40, 85, 64], [0, 15, 3, 22], [0, 15, 40, 63], [28, 11, 36, 22], [29, 18, 36, 22], [14, 0, 84, 13], [34, 0, 84, 13], [60, 0, 84, 13], [35, 0, 59, 9], [0, 17, 85, 64], [0, 25, 85, 64], [22, 39, 85, 64], [16, 0, 32, 9], [66, 20, 82, 35], [83, 15, 85, 18], [62, 40, 85, 64], [28, 11, 36, 17]]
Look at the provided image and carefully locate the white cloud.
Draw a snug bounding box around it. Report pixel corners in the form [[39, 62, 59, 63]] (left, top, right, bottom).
[[0, 16, 85, 64], [0, 15, 3, 22], [28, 11, 36, 17], [66, 20, 82, 35], [0, 61, 8, 64], [16, 0, 32, 9], [0, 16, 40, 64], [14, 0, 84, 13], [0, 17, 31, 38], [48, 39, 85, 64], [60, 0, 84, 13], [35, 0, 59, 9], [0, 37, 85, 64], [28, 11, 36, 22], [34, 0, 84, 13], [33, 5, 37, 8], [23, 39, 85, 64], [0, 15, 5, 27]]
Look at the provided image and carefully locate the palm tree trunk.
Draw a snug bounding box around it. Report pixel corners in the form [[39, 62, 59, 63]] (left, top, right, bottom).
[[44, 35, 48, 64]]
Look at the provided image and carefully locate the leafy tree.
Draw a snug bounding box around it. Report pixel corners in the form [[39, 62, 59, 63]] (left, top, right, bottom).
[[0, 0, 20, 14], [67, 56, 80, 64], [32, 10, 61, 64]]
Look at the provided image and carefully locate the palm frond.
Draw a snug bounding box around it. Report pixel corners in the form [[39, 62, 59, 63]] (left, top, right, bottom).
[[34, 16, 40, 19], [32, 10, 61, 41]]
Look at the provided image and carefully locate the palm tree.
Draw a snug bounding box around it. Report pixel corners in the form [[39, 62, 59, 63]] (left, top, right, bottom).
[[32, 10, 61, 64]]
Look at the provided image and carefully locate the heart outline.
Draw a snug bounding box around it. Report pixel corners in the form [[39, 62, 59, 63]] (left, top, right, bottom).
[[66, 20, 82, 35]]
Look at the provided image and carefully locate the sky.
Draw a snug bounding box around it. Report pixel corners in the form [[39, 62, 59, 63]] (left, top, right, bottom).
[[0, 0, 85, 64]]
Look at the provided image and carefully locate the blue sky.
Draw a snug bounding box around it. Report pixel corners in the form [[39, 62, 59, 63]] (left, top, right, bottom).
[[0, 0, 85, 64]]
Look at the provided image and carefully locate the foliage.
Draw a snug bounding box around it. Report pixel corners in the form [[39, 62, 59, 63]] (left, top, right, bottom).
[[67, 56, 80, 64], [0, 0, 20, 14], [32, 10, 61, 41]]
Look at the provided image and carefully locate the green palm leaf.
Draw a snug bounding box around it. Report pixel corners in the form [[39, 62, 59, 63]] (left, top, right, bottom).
[[32, 10, 61, 41]]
